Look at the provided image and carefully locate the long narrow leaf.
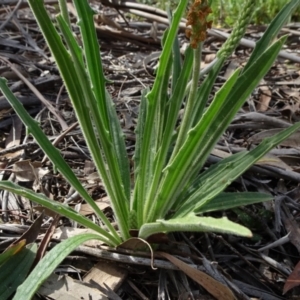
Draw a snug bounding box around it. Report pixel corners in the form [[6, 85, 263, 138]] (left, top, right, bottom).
[[26, 0, 120, 240], [132, 90, 148, 215], [56, 15, 129, 239], [244, 0, 299, 71], [148, 36, 287, 222], [136, 0, 188, 226], [176, 121, 300, 217], [0, 78, 119, 242], [143, 46, 194, 220], [133, 89, 148, 183], [139, 214, 252, 239], [0, 181, 119, 246], [196, 192, 273, 214], [171, 22, 182, 92], [192, 56, 226, 126], [70, 2, 130, 236], [105, 91, 131, 199], [0, 243, 37, 300], [0, 240, 25, 266], [13, 234, 104, 300], [72, 1, 131, 206], [146, 66, 241, 222], [72, 0, 109, 130]]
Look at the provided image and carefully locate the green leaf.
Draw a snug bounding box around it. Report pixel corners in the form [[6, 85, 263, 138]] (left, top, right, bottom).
[[71, 0, 131, 200], [245, 0, 300, 72], [139, 213, 252, 239], [132, 89, 148, 213], [106, 90, 131, 201], [135, 0, 188, 226], [72, 0, 109, 130], [196, 192, 273, 214], [0, 181, 119, 246], [13, 234, 104, 300], [0, 240, 26, 266], [148, 36, 287, 222], [0, 78, 120, 243], [27, 0, 128, 240], [176, 121, 300, 217], [142, 46, 194, 221], [57, 2, 130, 239], [0, 243, 37, 300], [171, 19, 182, 92], [146, 66, 241, 222]]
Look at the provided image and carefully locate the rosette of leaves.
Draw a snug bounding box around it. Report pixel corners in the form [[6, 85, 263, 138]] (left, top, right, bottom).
[[0, 0, 299, 298]]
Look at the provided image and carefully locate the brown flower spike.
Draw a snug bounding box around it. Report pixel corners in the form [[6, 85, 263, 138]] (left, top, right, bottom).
[[186, 0, 212, 49]]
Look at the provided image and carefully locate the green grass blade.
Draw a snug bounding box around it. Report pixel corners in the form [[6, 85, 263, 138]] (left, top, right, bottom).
[[139, 214, 252, 239], [58, 0, 71, 28], [26, 0, 119, 238], [0, 181, 119, 246], [171, 27, 182, 92], [176, 152, 247, 210], [165, 8, 182, 93], [106, 91, 131, 199], [133, 89, 148, 184], [13, 234, 105, 300], [131, 89, 148, 213], [139, 56, 172, 219], [172, 44, 202, 156], [56, 15, 84, 67], [196, 192, 273, 213], [27, 0, 129, 240], [73, 1, 131, 201]]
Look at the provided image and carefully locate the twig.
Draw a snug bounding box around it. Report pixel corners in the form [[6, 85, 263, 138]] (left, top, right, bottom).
[[75, 245, 198, 271]]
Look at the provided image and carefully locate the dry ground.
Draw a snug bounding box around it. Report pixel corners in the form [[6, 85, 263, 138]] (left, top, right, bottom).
[[1, 1, 300, 299]]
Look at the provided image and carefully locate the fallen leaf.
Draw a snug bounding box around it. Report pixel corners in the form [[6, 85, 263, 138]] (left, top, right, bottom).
[[83, 160, 95, 176], [79, 198, 110, 216], [38, 273, 107, 300], [35, 214, 60, 264], [41, 227, 104, 247], [257, 82, 272, 112], [158, 252, 236, 300], [224, 59, 239, 80], [9, 211, 44, 248], [83, 261, 127, 295], [283, 260, 300, 294], [13, 160, 41, 182]]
